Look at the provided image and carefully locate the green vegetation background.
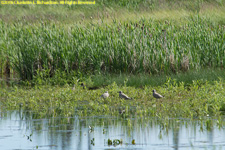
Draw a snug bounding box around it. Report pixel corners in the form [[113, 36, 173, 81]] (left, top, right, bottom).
[[0, 0, 225, 119], [0, 0, 225, 80]]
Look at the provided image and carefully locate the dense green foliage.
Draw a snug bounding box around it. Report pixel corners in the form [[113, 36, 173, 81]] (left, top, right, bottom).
[[1, 1, 225, 139], [1, 79, 225, 119], [0, 0, 225, 122], [0, 0, 225, 81], [0, 16, 224, 80]]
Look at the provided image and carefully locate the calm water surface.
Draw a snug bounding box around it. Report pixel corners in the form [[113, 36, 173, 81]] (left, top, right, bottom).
[[0, 111, 225, 150]]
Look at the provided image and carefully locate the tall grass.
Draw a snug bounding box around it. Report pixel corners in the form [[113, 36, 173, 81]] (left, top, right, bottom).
[[0, 0, 224, 24], [0, 15, 224, 80]]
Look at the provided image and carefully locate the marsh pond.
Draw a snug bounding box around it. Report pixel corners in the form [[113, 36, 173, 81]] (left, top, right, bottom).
[[0, 0, 225, 149], [1, 111, 225, 150]]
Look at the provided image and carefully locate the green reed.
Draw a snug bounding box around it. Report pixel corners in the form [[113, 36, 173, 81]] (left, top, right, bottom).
[[0, 15, 224, 80]]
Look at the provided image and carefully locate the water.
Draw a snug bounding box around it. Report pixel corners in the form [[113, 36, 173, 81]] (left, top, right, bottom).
[[0, 111, 225, 150]]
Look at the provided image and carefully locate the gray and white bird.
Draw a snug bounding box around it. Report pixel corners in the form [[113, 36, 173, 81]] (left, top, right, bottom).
[[152, 89, 164, 99], [119, 91, 132, 100], [100, 91, 109, 99]]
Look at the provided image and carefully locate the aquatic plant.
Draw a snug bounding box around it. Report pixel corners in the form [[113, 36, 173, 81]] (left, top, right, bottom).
[[1, 79, 225, 119], [0, 14, 224, 80]]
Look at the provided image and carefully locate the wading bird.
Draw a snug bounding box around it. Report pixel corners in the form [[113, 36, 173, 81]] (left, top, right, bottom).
[[119, 91, 132, 100], [100, 91, 109, 99], [152, 89, 164, 99]]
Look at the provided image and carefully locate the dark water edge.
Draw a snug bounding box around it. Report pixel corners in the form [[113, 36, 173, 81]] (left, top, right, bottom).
[[0, 110, 225, 150]]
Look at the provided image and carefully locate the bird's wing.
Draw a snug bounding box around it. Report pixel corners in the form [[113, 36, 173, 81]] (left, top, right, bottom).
[[123, 93, 131, 99], [156, 92, 164, 98]]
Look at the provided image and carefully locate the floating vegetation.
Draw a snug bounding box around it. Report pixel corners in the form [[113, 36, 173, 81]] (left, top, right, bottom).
[[107, 139, 112, 146], [103, 129, 106, 134], [91, 138, 95, 146], [0, 78, 225, 119], [24, 133, 33, 142], [2, 110, 225, 150], [113, 139, 123, 146], [89, 126, 94, 133], [107, 139, 123, 146], [132, 139, 135, 145]]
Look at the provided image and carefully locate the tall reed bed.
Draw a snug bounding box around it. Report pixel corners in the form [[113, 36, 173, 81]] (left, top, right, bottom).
[[0, 16, 224, 80]]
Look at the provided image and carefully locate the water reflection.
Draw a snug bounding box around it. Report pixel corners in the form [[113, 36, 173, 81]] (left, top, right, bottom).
[[0, 111, 224, 150]]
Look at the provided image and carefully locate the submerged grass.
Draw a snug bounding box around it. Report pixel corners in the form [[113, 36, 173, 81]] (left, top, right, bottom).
[[1, 78, 225, 119]]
